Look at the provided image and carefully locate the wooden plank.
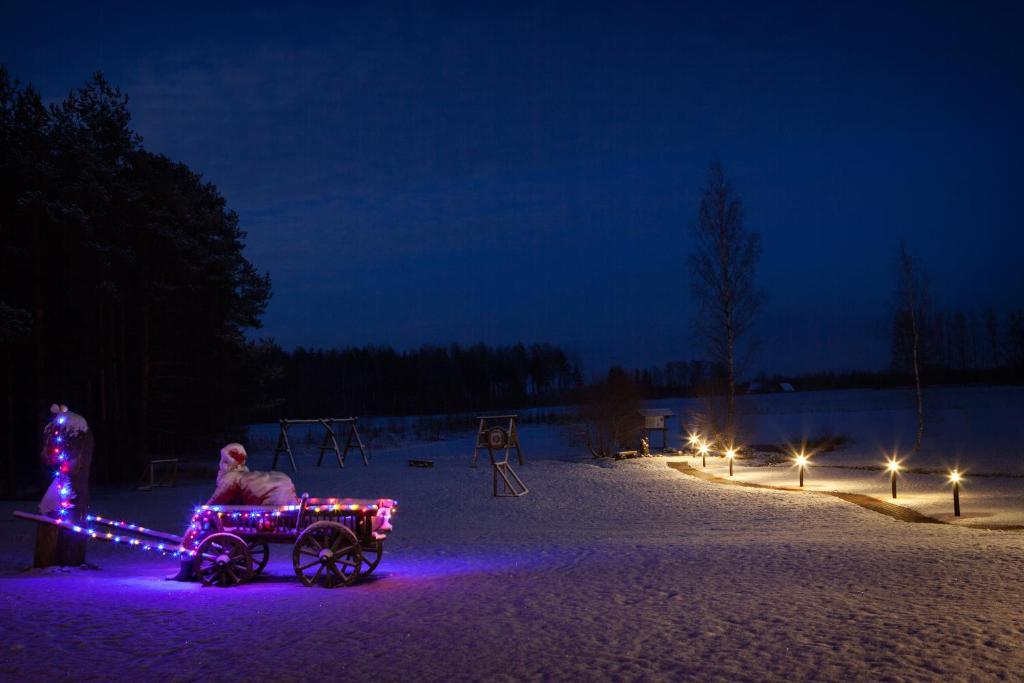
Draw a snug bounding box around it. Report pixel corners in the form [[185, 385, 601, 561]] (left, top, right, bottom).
[[87, 515, 183, 544], [34, 427, 92, 568], [15, 511, 185, 544]]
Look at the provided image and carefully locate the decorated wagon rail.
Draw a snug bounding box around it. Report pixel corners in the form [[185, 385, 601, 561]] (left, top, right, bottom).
[[13, 510, 194, 557], [14, 494, 398, 589]]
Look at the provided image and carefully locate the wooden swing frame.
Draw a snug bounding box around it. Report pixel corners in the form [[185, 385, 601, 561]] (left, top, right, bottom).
[[271, 418, 369, 472]]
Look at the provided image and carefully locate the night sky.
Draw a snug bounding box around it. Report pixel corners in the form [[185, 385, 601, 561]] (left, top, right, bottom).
[[4, 1, 1022, 376]]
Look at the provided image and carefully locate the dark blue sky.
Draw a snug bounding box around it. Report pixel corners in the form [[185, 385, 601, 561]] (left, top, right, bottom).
[[4, 1, 1022, 376]]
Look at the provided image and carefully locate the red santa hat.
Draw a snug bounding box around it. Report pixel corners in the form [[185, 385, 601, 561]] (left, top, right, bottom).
[[219, 443, 248, 468]]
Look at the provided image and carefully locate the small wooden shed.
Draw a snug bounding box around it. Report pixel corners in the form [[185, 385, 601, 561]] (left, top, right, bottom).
[[633, 408, 675, 451]]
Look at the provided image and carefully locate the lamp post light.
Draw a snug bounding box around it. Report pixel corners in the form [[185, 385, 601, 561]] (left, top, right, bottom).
[[949, 469, 962, 517], [886, 457, 900, 499], [725, 447, 737, 477], [794, 452, 809, 487], [687, 432, 701, 451], [698, 441, 710, 468]]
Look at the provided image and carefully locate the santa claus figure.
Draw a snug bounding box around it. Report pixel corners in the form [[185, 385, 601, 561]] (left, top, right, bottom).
[[170, 442, 299, 581], [206, 443, 298, 506]]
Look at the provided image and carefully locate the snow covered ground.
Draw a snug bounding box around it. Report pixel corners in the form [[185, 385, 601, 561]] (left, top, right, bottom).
[[691, 456, 1024, 528], [2, 388, 1024, 681]]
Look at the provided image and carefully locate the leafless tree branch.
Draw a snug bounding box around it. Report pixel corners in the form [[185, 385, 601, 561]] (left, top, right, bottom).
[[688, 162, 762, 442]]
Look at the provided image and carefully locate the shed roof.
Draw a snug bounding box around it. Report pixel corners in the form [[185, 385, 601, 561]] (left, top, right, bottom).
[[636, 408, 675, 417]]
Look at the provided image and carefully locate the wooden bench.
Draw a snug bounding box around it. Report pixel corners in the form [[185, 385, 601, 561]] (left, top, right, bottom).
[[408, 459, 434, 468], [137, 458, 179, 490]]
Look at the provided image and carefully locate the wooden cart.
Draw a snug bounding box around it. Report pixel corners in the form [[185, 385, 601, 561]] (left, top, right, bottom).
[[184, 495, 397, 588]]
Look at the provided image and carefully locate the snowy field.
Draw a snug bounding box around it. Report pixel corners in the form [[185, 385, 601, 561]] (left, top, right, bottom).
[[2, 387, 1024, 681]]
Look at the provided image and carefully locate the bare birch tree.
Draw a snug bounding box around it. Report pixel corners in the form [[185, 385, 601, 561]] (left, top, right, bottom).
[[894, 242, 926, 452], [689, 162, 762, 442]]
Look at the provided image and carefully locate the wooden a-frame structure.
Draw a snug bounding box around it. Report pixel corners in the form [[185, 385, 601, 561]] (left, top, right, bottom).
[[271, 417, 369, 472], [470, 414, 527, 497], [470, 414, 524, 468], [490, 444, 528, 497]]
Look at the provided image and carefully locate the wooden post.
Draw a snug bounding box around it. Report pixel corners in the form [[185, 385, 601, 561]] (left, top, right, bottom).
[[272, 420, 298, 472], [891, 469, 897, 499], [508, 416, 524, 466], [34, 428, 93, 568], [953, 481, 961, 517], [471, 417, 486, 467], [316, 419, 344, 468], [339, 422, 354, 467], [349, 419, 369, 466], [4, 358, 14, 499]]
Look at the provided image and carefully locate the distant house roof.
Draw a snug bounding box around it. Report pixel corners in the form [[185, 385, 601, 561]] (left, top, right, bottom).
[[748, 381, 795, 393], [637, 408, 675, 417]]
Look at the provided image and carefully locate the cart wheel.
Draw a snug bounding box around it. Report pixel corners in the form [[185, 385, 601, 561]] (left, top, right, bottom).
[[248, 542, 270, 575], [293, 521, 362, 588], [360, 540, 383, 575], [193, 533, 252, 587]]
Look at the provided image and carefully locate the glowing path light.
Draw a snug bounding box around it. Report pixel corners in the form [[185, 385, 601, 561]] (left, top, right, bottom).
[[698, 441, 710, 468], [949, 469, 963, 517], [885, 456, 901, 499], [794, 451, 809, 487], [725, 447, 737, 477]]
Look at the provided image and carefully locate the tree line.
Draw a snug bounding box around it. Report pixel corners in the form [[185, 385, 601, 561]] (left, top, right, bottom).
[[891, 243, 1024, 451], [893, 305, 1024, 374], [264, 342, 582, 419], [627, 360, 715, 397], [0, 69, 272, 491]]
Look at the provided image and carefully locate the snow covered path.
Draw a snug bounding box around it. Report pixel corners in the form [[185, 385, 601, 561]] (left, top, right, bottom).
[[3, 444, 1024, 681]]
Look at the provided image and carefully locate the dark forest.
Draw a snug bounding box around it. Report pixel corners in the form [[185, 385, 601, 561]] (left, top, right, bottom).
[[0, 70, 271, 487]]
